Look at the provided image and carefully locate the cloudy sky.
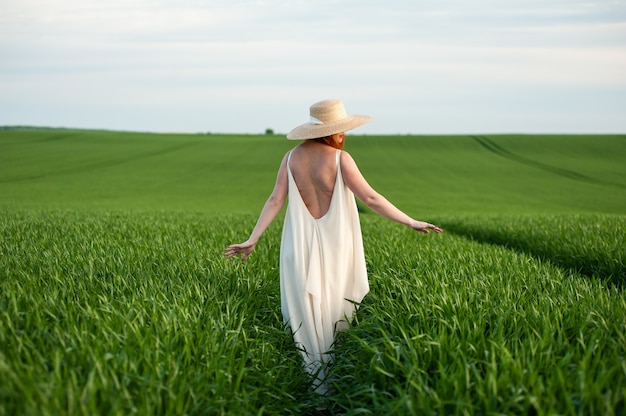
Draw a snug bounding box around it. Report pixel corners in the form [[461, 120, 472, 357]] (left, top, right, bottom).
[[1, 0, 625, 134]]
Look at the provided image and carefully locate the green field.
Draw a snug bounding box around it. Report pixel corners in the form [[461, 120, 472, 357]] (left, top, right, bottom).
[[1, 130, 625, 415]]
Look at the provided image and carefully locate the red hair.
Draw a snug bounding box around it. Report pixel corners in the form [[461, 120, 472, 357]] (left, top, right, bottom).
[[311, 135, 344, 150]]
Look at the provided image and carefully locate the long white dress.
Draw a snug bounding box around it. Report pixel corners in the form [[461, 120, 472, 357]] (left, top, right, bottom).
[[280, 149, 370, 384]]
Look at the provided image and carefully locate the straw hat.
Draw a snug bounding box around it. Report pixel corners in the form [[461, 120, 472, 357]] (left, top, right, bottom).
[[286, 99, 372, 140]]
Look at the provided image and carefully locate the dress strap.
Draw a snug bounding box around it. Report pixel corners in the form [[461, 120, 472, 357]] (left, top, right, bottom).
[[335, 149, 341, 166]]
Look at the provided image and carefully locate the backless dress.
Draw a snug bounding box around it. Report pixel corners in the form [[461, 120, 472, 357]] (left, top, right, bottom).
[[280, 149, 369, 385]]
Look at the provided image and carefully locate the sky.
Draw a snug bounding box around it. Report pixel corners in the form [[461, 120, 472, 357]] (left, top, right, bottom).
[[1, 0, 625, 135]]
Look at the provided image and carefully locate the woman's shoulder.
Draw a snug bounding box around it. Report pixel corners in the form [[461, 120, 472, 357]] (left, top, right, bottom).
[[339, 149, 355, 162]]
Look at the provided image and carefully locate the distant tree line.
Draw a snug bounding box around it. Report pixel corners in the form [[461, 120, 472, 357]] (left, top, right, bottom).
[[0, 126, 73, 131]]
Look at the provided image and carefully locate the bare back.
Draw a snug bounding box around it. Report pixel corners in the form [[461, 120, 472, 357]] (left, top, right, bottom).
[[288, 141, 339, 219]]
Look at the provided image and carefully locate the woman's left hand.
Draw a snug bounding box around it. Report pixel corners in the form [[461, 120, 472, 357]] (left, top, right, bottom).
[[224, 241, 256, 261]]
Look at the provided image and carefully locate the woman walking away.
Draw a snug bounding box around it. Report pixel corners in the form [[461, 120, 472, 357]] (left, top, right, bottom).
[[224, 99, 442, 393]]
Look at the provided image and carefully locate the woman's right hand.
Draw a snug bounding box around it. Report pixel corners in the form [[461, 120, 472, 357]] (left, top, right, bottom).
[[411, 220, 443, 234]]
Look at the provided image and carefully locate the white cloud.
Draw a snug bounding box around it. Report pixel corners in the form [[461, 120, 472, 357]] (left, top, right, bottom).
[[1, 0, 625, 133]]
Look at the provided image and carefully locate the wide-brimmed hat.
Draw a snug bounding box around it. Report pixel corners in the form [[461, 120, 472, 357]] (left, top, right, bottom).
[[286, 99, 372, 140]]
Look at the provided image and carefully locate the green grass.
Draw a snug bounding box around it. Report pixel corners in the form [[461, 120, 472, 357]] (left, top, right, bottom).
[[442, 213, 626, 286], [1, 130, 625, 414], [1, 131, 625, 215], [330, 215, 625, 415], [0, 211, 310, 414]]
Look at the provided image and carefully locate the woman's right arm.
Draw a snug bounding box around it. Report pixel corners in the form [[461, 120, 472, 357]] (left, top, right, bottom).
[[340, 151, 442, 234]]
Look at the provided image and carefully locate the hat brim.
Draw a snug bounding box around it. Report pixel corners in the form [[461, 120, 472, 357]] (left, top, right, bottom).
[[286, 115, 372, 140]]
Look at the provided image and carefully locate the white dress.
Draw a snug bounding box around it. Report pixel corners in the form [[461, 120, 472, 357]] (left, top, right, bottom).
[[280, 149, 369, 382]]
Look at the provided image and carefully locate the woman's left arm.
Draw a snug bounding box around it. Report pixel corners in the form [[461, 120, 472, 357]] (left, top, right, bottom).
[[224, 152, 289, 260]]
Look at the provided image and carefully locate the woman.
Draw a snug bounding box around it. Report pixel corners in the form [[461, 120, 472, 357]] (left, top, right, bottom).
[[224, 99, 442, 391]]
